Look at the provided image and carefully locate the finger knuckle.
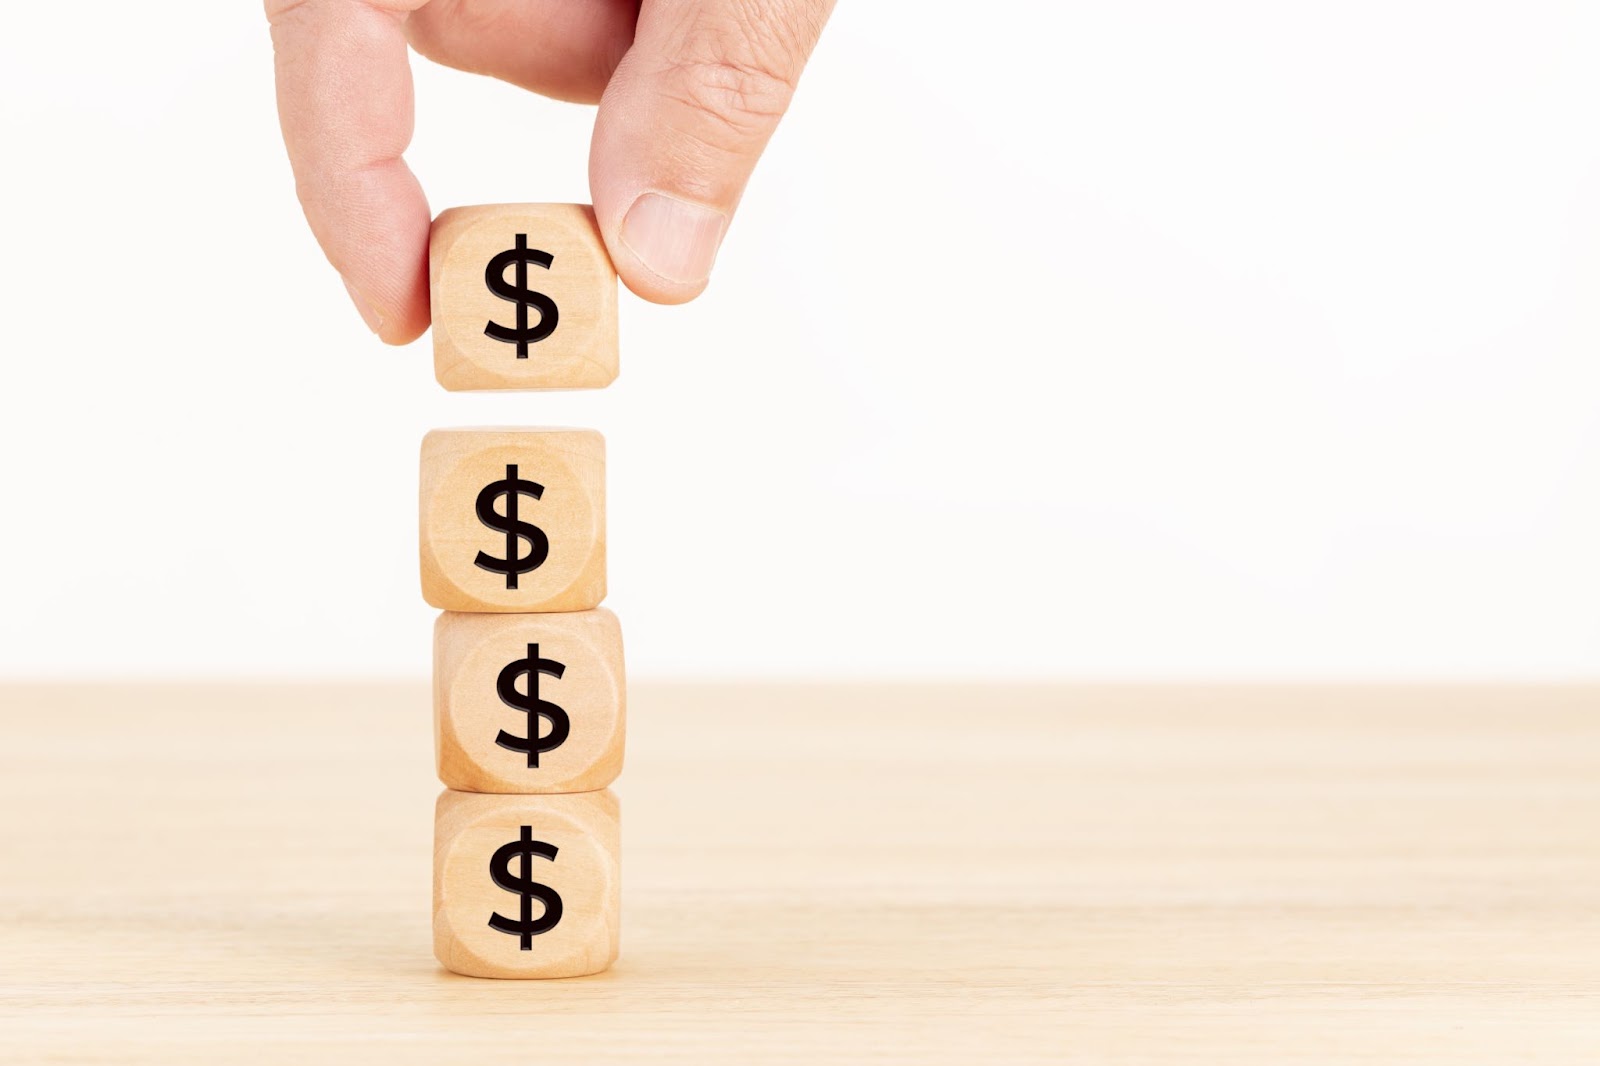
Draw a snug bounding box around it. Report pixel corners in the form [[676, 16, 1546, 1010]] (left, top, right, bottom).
[[664, 54, 795, 139], [264, 0, 310, 20], [406, 0, 500, 50], [660, 6, 802, 138]]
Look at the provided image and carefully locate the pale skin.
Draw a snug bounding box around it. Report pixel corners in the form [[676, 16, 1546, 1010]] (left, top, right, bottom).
[[267, 0, 835, 343]]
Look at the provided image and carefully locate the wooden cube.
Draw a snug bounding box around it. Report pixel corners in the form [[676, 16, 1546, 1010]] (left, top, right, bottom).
[[420, 428, 605, 613], [430, 204, 618, 391], [434, 789, 620, 979], [435, 609, 625, 794]]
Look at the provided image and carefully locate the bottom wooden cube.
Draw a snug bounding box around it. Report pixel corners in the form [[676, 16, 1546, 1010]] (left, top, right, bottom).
[[433, 789, 620, 979]]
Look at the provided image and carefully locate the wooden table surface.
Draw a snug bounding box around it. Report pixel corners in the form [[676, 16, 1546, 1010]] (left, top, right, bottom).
[[2, 682, 1598, 1063]]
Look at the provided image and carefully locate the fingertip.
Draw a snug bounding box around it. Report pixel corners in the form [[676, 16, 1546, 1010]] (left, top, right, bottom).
[[618, 270, 709, 305], [608, 191, 726, 304], [381, 248, 431, 345], [270, 0, 433, 345], [586, 0, 833, 308], [343, 276, 428, 343], [305, 161, 431, 345], [594, 180, 715, 305], [606, 226, 715, 304], [343, 276, 386, 332], [377, 290, 430, 346], [589, 86, 732, 305]]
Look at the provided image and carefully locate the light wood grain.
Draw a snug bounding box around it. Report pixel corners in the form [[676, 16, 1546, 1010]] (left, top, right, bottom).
[[434, 789, 621, 979], [430, 203, 619, 391], [419, 428, 606, 613], [434, 609, 626, 794], [2, 683, 1599, 1062]]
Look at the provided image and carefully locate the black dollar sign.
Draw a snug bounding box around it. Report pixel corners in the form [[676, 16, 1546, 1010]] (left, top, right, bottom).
[[484, 233, 559, 358], [495, 643, 570, 768], [474, 464, 550, 590], [487, 826, 563, 949]]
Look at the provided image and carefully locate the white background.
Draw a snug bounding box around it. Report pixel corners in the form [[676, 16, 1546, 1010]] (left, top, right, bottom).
[[2, 2, 1599, 680]]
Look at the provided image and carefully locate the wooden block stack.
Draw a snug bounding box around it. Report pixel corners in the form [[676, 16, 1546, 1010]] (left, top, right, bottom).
[[421, 205, 624, 979]]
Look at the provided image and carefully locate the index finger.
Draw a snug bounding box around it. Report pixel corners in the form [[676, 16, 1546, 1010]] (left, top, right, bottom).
[[268, 0, 432, 342]]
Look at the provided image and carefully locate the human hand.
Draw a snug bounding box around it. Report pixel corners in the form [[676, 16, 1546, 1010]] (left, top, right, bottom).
[[267, 0, 834, 342]]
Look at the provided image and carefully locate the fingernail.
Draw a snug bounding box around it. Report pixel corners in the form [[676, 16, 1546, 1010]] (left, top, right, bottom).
[[620, 193, 728, 285], [342, 277, 384, 334]]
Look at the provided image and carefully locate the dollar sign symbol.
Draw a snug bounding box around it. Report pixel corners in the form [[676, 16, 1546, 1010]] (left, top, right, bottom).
[[487, 826, 564, 949], [474, 464, 550, 590], [484, 234, 560, 358], [495, 643, 571, 768]]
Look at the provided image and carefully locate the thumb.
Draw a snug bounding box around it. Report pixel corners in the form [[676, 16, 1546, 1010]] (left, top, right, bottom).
[[589, 0, 833, 303]]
